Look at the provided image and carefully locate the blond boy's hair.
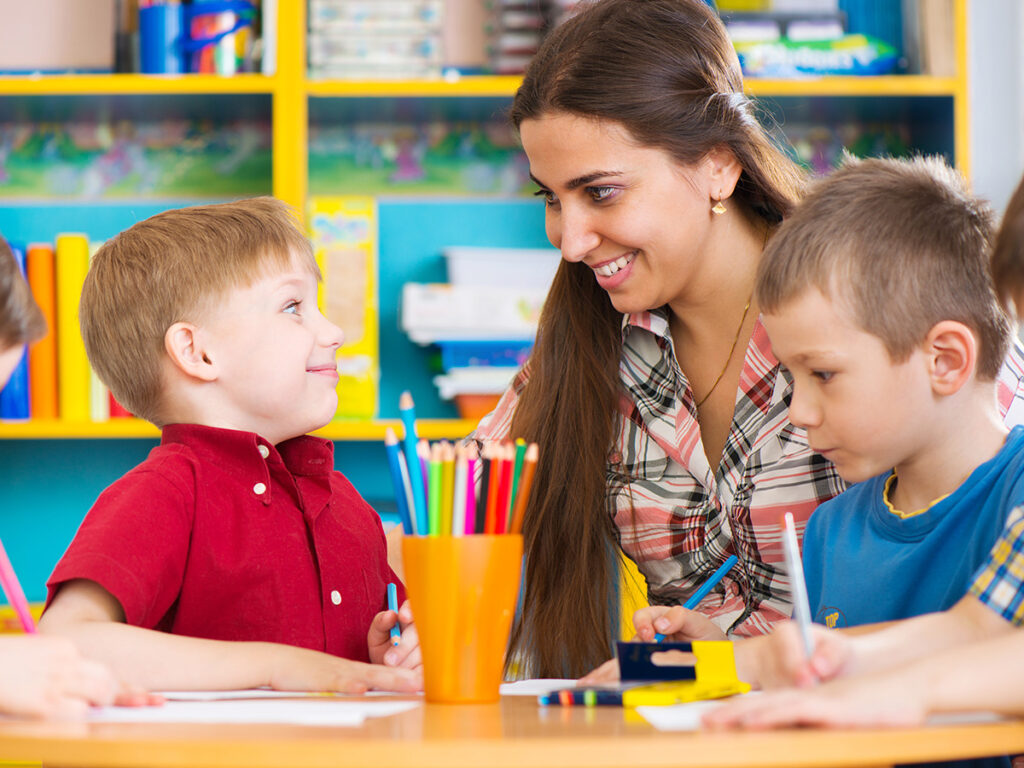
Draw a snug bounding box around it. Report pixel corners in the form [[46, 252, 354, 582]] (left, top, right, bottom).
[[0, 238, 46, 349], [756, 155, 1010, 379], [80, 197, 318, 425]]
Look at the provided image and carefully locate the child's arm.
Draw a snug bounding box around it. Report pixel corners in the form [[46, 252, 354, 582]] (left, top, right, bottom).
[[704, 627, 1024, 729], [733, 595, 1013, 690], [40, 579, 421, 693], [0, 634, 120, 719]]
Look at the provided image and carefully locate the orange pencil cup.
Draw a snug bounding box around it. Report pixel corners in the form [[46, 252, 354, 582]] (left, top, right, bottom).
[[402, 534, 523, 703]]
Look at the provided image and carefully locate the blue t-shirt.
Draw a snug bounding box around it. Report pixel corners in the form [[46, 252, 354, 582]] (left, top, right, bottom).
[[804, 425, 1024, 629]]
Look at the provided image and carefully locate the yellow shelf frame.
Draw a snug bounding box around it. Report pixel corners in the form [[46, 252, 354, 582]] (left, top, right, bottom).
[[0, 418, 478, 441]]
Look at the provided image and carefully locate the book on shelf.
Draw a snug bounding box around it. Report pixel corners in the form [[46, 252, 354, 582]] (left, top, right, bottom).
[[88, 242, 109, 424], [0, 243, 30, 420], [55, 234, 91, 423], [26, 243, 57, 420]]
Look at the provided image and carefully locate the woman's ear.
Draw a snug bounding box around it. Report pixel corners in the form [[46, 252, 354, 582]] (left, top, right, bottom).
[[705, 145, 743, 203], [925, 320, 977, 396], [164, 322, 218, 382]]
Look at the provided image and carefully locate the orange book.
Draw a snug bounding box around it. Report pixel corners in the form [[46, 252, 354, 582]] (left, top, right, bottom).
[[25, 243, 57, 419]]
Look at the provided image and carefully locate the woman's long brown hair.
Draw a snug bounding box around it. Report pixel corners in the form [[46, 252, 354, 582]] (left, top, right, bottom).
[[506, 0, 805, 678]]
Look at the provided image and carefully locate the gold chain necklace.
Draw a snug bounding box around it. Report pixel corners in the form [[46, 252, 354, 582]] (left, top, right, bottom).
[[694, 292, 754, 409]]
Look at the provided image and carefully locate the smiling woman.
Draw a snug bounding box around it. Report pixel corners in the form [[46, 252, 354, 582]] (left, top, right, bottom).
[[470, 0, 837, 680]]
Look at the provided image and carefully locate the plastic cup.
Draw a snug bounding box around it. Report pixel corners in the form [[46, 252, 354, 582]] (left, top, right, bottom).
[[402, 534, 523, 703]]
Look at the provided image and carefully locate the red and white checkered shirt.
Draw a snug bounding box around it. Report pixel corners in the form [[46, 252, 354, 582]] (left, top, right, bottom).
[[475, 309, 1024, 637]]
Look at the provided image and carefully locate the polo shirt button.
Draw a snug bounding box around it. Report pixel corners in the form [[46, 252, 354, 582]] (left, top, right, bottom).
[[330, 590, 342, 605], [257, 445, 270, 459], [253, 482, 267, 495]]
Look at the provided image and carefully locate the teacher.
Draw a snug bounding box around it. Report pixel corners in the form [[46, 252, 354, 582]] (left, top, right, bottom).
[[472, 0, 843, 679]]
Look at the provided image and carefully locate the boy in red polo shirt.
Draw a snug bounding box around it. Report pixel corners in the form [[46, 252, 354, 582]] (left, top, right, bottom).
[[39, 198, 422, 693]]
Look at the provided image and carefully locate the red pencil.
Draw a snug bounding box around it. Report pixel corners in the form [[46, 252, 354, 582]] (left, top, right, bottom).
[[484, 442, 503, 534], [494, 443, 515, 534]]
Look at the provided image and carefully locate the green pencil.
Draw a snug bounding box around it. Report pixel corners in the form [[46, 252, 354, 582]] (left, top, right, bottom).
[[428, 442, 442, 536], [508, 438, 527, 531]]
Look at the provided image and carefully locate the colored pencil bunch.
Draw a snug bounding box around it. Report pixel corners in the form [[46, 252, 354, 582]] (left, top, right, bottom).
[[384, 392, 538, 536]]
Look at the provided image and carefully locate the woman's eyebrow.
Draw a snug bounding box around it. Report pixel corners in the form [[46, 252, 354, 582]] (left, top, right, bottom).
[[530, 170, 624, 191]]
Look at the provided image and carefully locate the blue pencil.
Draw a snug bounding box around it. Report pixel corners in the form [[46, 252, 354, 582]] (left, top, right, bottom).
[[387, 582, 401, 647], [399, 391, 429, 536], [654, 554, 739, 642], [384, 428, 415, 535]]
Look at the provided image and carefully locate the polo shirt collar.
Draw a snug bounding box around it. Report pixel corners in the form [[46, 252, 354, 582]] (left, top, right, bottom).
[[160, 424, 335, 480]]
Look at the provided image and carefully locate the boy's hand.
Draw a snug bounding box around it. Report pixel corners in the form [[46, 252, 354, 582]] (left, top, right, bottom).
[[0, 635, 121, 720], [633, 605, 728, 643], [702, 670, 927, 730], [267, 644, 422, 693], [368, 600, 422, 671], [740, 621, 852, 690]]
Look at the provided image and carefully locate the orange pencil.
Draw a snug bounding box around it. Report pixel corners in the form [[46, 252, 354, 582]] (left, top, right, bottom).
[[509, 443, 538, 535], [484, 442, 503, 534], [494, 443, 514, 534]]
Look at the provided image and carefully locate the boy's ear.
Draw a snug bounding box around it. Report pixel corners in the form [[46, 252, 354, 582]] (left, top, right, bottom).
[[164, 322, 218, 382], [924, 320, 976, 396], [704, 145, 743, 203]]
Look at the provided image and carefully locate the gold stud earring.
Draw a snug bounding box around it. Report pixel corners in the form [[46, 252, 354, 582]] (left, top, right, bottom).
[[711, 198, 727, 215]]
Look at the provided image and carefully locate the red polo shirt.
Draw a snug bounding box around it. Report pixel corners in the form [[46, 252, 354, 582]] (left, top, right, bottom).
[[46, 424, 404, 663]]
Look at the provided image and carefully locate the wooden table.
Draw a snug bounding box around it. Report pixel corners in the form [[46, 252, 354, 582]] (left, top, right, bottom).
[[0, 695, 1021, 768]]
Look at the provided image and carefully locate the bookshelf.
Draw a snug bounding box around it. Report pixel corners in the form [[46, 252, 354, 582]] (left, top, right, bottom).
[[0, 0, 971, 442], [0, 0, 972, 600]]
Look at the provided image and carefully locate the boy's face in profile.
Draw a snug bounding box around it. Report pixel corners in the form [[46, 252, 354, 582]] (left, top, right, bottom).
[[197, 251, 345, 445], [763, 287, 934, 484], [0, 344, 22, 390]]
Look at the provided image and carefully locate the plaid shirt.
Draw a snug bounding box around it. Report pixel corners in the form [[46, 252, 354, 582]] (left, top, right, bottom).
[[476, 309, 1024, 637], [970, 506, 1024, 626]]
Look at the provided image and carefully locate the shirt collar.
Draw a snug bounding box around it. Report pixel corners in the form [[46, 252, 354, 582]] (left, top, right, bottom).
[[160, 424, 335, 479]]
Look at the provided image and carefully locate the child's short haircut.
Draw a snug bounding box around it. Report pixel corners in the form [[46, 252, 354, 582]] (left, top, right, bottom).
[[80, 197, 317, 425], [0, 238, 46, 349], [756, 155, 1010, 380], [991, 176, 1024, 314]]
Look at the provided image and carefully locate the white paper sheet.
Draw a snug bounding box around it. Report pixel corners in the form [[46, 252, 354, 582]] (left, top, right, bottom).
[[635, 700, 730, 731], [499, 679, 578, 697], [90, 696, 420, 725]]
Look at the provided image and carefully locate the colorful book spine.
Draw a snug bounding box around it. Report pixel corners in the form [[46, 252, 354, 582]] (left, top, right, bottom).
[[25, 243, 57, 419], [55, 234, 91, 422], [87, 242, 108, 423], [0, 242, 30, 420], [108, 393, 132, 419]]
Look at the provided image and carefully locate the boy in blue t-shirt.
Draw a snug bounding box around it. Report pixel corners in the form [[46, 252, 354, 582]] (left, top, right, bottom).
[[755, 155, 1024, 632], [702, 170, 1024, 734]]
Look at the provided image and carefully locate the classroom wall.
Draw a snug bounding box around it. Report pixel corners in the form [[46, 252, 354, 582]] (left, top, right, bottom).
[[969, 0, 1024, 212]]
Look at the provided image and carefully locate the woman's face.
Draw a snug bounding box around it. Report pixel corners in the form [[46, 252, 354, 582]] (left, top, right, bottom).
[[520, 112, 723, 315]]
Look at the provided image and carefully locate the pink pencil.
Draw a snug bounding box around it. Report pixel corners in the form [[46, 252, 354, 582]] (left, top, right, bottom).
[[0, 538, 35, 633], [465, 443, 478, 535]]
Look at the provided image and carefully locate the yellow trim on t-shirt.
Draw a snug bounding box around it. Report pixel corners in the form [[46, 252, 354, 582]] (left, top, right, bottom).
[[883, 473, 951, 520]]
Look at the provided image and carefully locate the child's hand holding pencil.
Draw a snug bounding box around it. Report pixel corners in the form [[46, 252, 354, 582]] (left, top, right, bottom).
[[368, 596, 422, 672]]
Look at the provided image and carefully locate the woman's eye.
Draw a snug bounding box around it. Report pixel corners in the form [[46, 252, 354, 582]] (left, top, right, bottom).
[[589, 185, 616, 202], [533, 188, 557, 206]]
